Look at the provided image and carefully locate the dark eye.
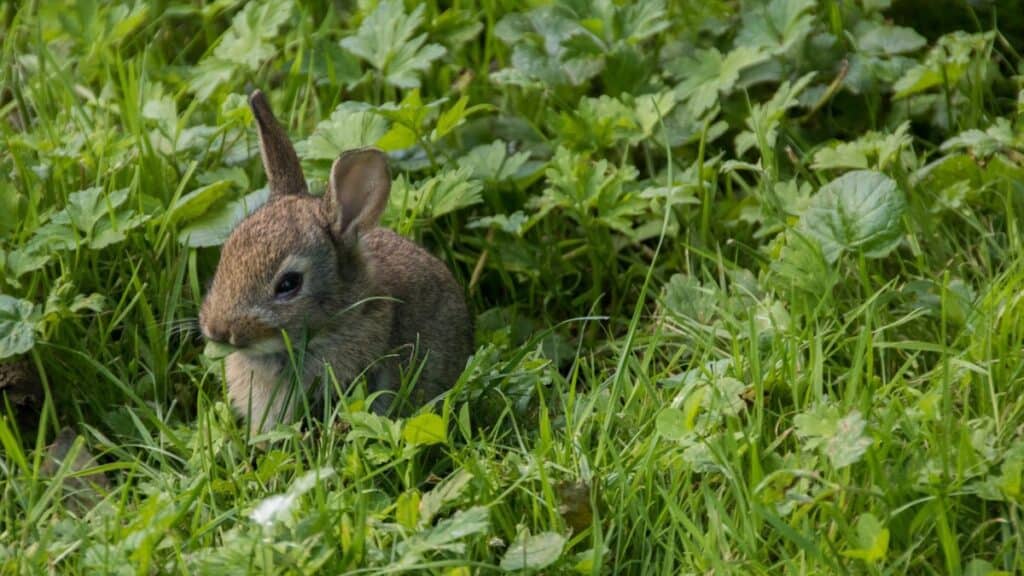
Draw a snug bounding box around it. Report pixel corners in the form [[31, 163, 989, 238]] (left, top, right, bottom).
[[274, 272, 303, 299]]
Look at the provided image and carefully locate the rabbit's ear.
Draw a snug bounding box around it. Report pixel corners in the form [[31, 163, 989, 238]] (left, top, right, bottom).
[[249, 90, 308, 198], [324, 148, 390, 242]]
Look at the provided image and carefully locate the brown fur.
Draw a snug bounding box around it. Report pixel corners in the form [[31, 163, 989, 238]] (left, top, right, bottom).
[[199, 91, 473, 434]]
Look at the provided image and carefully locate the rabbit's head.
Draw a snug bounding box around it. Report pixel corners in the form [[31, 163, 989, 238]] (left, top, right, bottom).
[[199, 91, 390, 355]]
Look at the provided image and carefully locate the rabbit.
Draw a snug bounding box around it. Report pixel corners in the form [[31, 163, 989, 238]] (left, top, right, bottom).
[[199, 90, 473, 434]]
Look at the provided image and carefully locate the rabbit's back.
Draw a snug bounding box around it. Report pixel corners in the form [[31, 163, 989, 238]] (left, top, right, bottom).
[[363, 228, 473, 400]]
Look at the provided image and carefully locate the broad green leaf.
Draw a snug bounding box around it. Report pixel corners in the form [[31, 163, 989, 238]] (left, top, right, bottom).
[[340, 0, 446, 89], [213, 0, 293, 70], [299, 102, 389, 161], [0, 295, 39, 359], [633, 91, 677, 137], [395, 490, 420, 529], [66, 187, 125, 234], [655, 407, 687, 441], [964, 559, 1013, 576], [396, 506, 489, 566], [794, 405, 873, 468], [90, 211, 150, 250], [855, 21, 926, 55], [736, 0, 816, 55], [841, 513, 889, 562], [494, 7, 604, 89], [179, 188, 269, 247], [3, 245, 52, 286], [0, 180, 23, 236], [426, 169, 483, 216], [420, 469, 473, 524], [812, 122, 912, 171], [500, 531, 566, 572], [941, 118, 1017, 159], [458, 142, 532, 183], [389, 168, 483, 228], [797, 170, 906, 263], [167, 180, 235, 225], [70, 293, 105, 314], [616, 0, 669, 43], [661, 274, 716, 325], [467, 212, 529, 235], [672, 46, 768, 116], [559, 95, 639, 150], [893, 31, 994, 99], [431, 96, 493, 142], [56, 187, 148, 250], [736, 72, 814, 157], [769, 229, 839, 298], [374, 90, 444, 150], [403, 413, 446, 446], [189, 0, 294, 99], [537, 147, 643, 237]]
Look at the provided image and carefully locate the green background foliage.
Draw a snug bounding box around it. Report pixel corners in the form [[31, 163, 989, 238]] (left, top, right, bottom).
[[2, 0, 1024, 572]]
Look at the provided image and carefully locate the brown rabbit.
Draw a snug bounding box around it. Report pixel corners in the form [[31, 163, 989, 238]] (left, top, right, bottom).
[[199, 90, 473, 434]]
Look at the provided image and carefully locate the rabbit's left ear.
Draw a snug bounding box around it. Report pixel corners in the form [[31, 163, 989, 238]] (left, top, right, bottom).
[[323, 148, 390, 243], [249, 90, 308, 198]]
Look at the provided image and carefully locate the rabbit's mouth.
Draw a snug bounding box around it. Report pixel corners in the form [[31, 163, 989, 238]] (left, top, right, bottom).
[[237, 336, 290, 357]]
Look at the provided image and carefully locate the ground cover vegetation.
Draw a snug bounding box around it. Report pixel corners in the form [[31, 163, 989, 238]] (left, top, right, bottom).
[[2, 0, 1024, 573]]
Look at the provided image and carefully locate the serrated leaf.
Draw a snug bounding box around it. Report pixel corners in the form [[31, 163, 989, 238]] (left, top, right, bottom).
[[538, 147, 643, 236], [391, 168, 483, 225], [431, 96, 493, 142], [340, 0, 446, 89], [458, 142, 532, 183], [672, 46, 768, 116], [893, 31, 994, 99], [501, 531, 566, 572], [299, 102, 389, 161], [189, 0, 294, 99], [736, 72, 814, 157], [0, 295, 39, 359], [213, 0, 292, 69], [812, 122, 912, 171], [467, 212, 529, 235], [494, 7, 605, 89], [794, 405, 873, 468], [420, 469, 473, 525], [396, 506, 490, 566], [841, 513, 889, 562], [797, 170, 906, 263], [403, 413, 446, 446], [736, 0, 816, 55], [66, 187, 126, 234]]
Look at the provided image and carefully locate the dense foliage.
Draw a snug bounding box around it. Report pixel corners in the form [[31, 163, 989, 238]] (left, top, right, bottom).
[[2, 0, 1024, 573]]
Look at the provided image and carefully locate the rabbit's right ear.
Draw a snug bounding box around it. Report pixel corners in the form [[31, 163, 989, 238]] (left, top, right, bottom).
[[249, 90, 308, 198], [323, 148, 390, 244]]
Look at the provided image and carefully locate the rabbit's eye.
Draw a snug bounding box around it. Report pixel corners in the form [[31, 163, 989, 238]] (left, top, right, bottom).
[[274, 272, 303, 299]]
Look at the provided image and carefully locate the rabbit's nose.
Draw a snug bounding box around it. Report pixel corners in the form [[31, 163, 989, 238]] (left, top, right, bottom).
[[202, 320, 231, 344]]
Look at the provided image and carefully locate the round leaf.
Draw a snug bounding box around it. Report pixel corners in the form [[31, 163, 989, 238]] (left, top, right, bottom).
[[500, 531, 567, 572], [798, 170, 906, 263], [0, 295, 39, 360], [403, 413, 447, 446]]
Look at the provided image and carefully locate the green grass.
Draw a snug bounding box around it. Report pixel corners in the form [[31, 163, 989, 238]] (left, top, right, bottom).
[[2, 0, 1024, 573]]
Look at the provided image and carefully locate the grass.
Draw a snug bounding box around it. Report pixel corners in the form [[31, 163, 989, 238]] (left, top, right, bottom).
[[2, 0, 1024, 573]]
